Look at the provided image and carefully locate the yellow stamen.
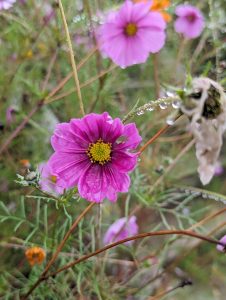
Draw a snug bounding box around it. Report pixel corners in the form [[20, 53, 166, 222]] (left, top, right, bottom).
[[87, 139, 112, 165], [124, 23, 138, 36], [50, 175, 57, 183]]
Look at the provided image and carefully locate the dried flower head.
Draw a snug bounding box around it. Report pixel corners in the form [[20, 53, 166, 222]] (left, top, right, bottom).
[[25, 247, 46, 266], [181, 77, 226, 185], [98, 0, 166, 68], [48, 112, 142, 203], [103, 216, 139, 246], [174, 4, 204, 39]]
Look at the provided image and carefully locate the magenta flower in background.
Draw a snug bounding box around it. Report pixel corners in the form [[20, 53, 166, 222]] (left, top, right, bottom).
[[174, 4, 204, 39], [216, 235, 226, 253], [38, 162, 64, 195], [48, 112, 142, 203], [103, 216, 138, 246], [98, 0, 166, 68], [6, 106, 15, 126], [43, 3, 55, 25], [214, 161, 224, 176], [0, 0, 16, 10]]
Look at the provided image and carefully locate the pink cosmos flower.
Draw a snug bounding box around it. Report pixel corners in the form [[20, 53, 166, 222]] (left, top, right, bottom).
[[48, 112, 142, 203], [38, 162, 64, 195], [0, 0, 16, 10], [98, 0, 166, 68], [216, 235, 226, 253], [103, 216, 138, 246], [174, 4, 204, 39]]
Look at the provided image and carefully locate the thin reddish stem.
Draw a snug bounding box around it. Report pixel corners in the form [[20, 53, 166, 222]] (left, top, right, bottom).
[[139, 124, 169, 154], [45, 230, 224, 279]]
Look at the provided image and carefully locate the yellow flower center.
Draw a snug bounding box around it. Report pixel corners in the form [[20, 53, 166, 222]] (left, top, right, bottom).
[[50, 175, 57, 183], [124, 23, 138, 36], [87, 139, 112, 165]]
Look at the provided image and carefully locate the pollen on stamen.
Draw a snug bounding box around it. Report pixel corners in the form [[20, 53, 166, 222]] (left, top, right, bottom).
[[124, 23, 138, 36], [87, 138, 112, 165]]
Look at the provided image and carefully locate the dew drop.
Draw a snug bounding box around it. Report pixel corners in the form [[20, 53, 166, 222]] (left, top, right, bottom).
[[137, 110, 144, 115], [166, 117, 175, 126], [147, 106, 154, 111], [166, 91, 175, 97], [159, 102, 167, 110], [172, 100, 181, 109]]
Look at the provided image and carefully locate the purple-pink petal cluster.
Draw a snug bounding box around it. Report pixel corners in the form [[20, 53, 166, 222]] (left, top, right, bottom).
[[0, 0, 16, 10], [214, 162, 224, 177], [6, 106, 16, 126], [98, 0, 166, 68], [174, 4, 204, 39], [103, 216, 138, 246], [38, 162, 64, 195], [48, 112, 142, 203], [216, 235, 226, 253]]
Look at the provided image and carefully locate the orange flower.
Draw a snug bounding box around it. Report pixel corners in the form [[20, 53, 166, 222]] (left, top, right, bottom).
[[19, 159, 31, 168], [134, 0, 171, 22], [25, 247, 46, 266]]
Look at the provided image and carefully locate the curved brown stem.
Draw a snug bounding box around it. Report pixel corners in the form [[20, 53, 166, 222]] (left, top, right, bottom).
[[139, 124, 169, 154], [45, 229, 224, 279]]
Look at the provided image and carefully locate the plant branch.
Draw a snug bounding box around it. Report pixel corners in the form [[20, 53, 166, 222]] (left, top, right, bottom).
[[153, 54, 160, 98], [139, 124, 169, 154], [58, 0, 85, 116], [45, 229, 224, 279], [0, 48, 96, 156], [45, 64, 117, 104]]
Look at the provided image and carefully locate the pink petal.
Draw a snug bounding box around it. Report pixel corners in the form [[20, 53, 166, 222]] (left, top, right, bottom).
[[131, 1, 153, 23], [48, 152, 89, 188], [104, 165, 131, 194], [138, 28, 166, 53], [78, 164, 108, 202], [118, 0, 133, 24], [111, 151, 138, 173], [119, 123, 142, 150], [138, 11, 166, 30], [51, 123, 88, 152]]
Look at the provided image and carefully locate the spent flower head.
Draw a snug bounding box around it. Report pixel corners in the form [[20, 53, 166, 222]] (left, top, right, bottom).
[[181, 77, 226, 185]]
